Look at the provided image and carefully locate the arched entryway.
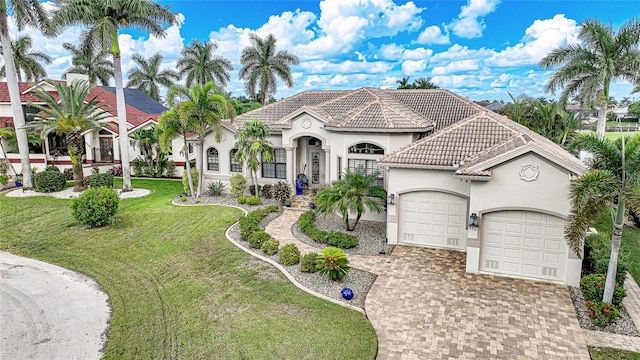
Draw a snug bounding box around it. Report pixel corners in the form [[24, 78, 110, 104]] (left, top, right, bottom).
[[294, 136, 326, 187]]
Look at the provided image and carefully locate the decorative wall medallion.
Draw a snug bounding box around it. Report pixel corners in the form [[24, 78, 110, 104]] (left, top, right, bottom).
[[221, 134, 227, 142], [520, 164, 539, 182], [302, 118, 312, 129]]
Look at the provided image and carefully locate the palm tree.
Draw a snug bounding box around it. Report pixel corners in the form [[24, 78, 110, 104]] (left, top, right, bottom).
[[177, 39, 233, 88], [129, 126, 158, 169], [239, 33, 299, 105], [167, 82, 234, 197], [0, 35, 51, 81], [396, 76, 413, 89], [539, 18, 640, 140], [62, 42, 113, 85], [566, 133, 640, 304], [413, 77, 438, 89], [233, 119, 272, 195], [0, 127, 18, 175], [126, 53, 179, 102], [26, 80, 110, 191], [315, 169, 387, 231], [53, 0, 177, 192], [1, 0, 53, 189]]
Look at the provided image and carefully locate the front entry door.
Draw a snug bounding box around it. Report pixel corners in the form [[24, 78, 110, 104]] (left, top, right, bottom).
[[100, 137, 113, 162], [311, 151, 321, 184]]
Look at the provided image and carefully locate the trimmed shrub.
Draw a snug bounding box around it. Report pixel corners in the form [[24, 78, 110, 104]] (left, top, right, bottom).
[[71, 187, 119, 227], [298, 211, 359, 249], [34, 170, 66, 193], [273, 181, 291, 205], [207, 180, 226, 196], [230, 174, 247, 197], [89, 173, 114, 188], [593, 259, 628, 286], [300, 252, 318, 273], [261, 239, 280, 255], [261, 184, 273, 198], [239, 206, 280, 241], [585, 301, 621, 327], [316, 247, 349, 281], [580, 274, 627, 306], [181, 167, 199, 196], [63, 168, 74, 180], [165, 160, 176, 177], [180, 196, 187, 202], [0, 174, 9, 185], [45, 165, 60, 172], [248, 230, 272, 249], [246, 196, 261, 205], [279, 243, 301, 266], [107, 166, 123, 177], [249, 184, 261, 196]]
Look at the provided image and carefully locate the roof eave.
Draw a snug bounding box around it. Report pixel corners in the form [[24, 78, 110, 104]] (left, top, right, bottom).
[[325, 125, 434, 133]]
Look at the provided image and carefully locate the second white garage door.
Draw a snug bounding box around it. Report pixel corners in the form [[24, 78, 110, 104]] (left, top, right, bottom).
[[398, 191, 467, 250], [480, 211, 566, 282]]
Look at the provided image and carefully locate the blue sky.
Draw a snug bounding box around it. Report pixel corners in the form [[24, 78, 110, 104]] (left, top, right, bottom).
[[7, 0, 640, 102]]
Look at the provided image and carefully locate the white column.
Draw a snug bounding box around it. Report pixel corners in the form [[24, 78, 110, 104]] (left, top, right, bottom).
[[324, 149, 330, 184], [286, 147, 294, 185]]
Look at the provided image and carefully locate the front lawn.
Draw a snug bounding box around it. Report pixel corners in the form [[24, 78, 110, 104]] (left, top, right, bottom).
[[604, 131, 640, 140], [593, 212, 640, 284], [590, 347, 640, 360], [0, 179, 377, 359]]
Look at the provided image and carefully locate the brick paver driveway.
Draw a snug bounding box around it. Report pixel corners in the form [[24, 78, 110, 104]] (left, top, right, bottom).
[[351, 246, 590, 359]]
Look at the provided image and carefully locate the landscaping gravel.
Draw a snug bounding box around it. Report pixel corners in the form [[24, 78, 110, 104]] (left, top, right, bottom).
[[228, 222, 377, 310], [292, 212, 395, 256], [568, 285, 640, 337], [172, 193, 280, 212]]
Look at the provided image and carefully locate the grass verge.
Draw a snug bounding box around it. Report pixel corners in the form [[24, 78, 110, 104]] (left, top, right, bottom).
[[590, 347, 640, 360], [0, 179, 377, 359]]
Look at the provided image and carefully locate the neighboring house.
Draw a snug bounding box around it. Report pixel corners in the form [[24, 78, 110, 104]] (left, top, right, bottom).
[[0, 74, 185, 176], [199, 87, 586, 286]]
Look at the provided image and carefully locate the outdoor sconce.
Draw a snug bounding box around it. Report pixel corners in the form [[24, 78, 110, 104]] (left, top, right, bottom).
[[387, 193, 395, 205], [469, 213, 479, 229]]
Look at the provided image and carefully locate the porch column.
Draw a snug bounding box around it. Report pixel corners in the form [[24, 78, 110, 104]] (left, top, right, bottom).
[[285, 147, 294, 185], [324, 149, 330, 184]]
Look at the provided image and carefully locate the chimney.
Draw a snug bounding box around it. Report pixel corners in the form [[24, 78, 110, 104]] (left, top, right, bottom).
[[66, 73, 89, 85]]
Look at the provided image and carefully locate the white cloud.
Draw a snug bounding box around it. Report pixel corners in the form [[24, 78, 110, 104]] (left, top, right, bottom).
[[447, 0, 501, 39], [488, 14, 579, 66], [490, 73, 512, 87], [401, 60, 426, 75], [378, 43, 405, 61], [403, 47, 433, 61], [415, 25, 450, 45], [431, 59, 479, 75]]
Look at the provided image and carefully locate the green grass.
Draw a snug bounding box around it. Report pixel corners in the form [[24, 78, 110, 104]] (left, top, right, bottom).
[[592, 212, 640, 284], [606, 121, 639, 127], [590, 347, 640, 360], [0, 179, 377, 359], [604, 131, 640, 140]]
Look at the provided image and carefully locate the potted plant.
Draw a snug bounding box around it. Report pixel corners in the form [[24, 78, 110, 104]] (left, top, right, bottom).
[[14, 174, 23, 187]]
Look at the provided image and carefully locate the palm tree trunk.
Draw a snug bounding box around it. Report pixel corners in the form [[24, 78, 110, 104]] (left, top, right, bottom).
[[0, 141, 18, 175], [67, 133, 86, 192], [113, 53, 132, 191], [596, 103, 607, 141], [603, 200, 625, 303], [196, 138, 204, 198], [0, 10, 33, 188], [183, 136, 195, 197]]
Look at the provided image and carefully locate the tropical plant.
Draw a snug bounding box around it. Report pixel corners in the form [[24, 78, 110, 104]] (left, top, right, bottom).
[[239, 33, 299, 105], [566, 133, 640, 303], [0, 127, 18, 175], [53, 0, 178, 192], [62, 41, 114, 85], [207, 180, 226, 196], [539, 18, 640, 140], [166, 82, 235, 197], [1, 0, 53, 189], [279, 243, 300, 266], [0, 35, 51, 81], [413, 77, 438, 89], [129, 126, 168, 177], [229, 173, 246, 197], [157, 101, 196, 196], [177, 39, 233, 88], [26, 80, 110, 191], [126, 53, 179, 101], [315, 169, 387, 231], [396, 76, 412, 89], [233, 119, 273, 194], [316, 247, 350, 281], [272, 180, 291, 205]]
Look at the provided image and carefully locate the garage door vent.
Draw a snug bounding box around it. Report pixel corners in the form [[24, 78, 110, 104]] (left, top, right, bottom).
[[447, 237, 460, 246], [485, 260, 499, 269], [403, 233, 415, 241], [543, 267, 558, 277]]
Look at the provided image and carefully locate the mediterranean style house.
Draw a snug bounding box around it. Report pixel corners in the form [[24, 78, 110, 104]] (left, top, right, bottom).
[[0, 74, 184, 175], [199, 87, 586, 286]]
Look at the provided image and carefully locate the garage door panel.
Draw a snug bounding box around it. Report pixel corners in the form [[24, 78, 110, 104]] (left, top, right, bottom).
[[398, 192, 467, 250], [481, 211, 567, 283]]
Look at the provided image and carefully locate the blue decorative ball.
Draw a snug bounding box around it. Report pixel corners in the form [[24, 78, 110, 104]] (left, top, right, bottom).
[[341, 287, 354, 300]]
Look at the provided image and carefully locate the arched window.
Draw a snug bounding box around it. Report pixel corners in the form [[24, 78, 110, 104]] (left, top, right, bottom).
[[207, 148, 219, 171], [347, 143, 385, 187], [348, 143, 384, 155], [230, 149, 242, 172]]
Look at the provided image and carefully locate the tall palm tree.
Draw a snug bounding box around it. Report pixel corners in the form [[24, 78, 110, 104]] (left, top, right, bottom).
[[315, 169, 387, 231], [0, 35, 50, 81], [62, 42, 113, 85], [26, 80, 110, 191], [169, 82, 235, 197], [539, 18, 640, 140], [233, 119, 272, 195], [126, 53, 179, 102], [566, 133, 640, 304], [1, 0, 53, 189], [396, 76, 412, 89], [239, 33, 299, 105], [53, 0, 177, 192], [413, 77, 438, 89], [177, 39, 233, 88]]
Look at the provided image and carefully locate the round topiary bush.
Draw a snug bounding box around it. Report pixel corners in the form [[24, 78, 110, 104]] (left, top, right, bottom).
[[34, 170, 66, 193], [300, 252, 318, 272], [89, 173, 114, 188], [248, 230, 272, 249], [279, 243, 301, 266], [71, 187, 119, 227], [261, 239, 280, 256], [45, 165, 60, 172]]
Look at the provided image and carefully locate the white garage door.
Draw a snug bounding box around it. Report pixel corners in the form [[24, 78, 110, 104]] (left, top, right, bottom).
[[398, 192, 467, 250], [480, 211, 566, 282]]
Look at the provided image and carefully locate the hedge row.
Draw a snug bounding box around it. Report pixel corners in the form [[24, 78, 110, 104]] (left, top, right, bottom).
[[298, 211, 358, 249]]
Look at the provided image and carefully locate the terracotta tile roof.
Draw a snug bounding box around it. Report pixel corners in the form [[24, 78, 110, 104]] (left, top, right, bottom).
[[0, 116, 13, 128]]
